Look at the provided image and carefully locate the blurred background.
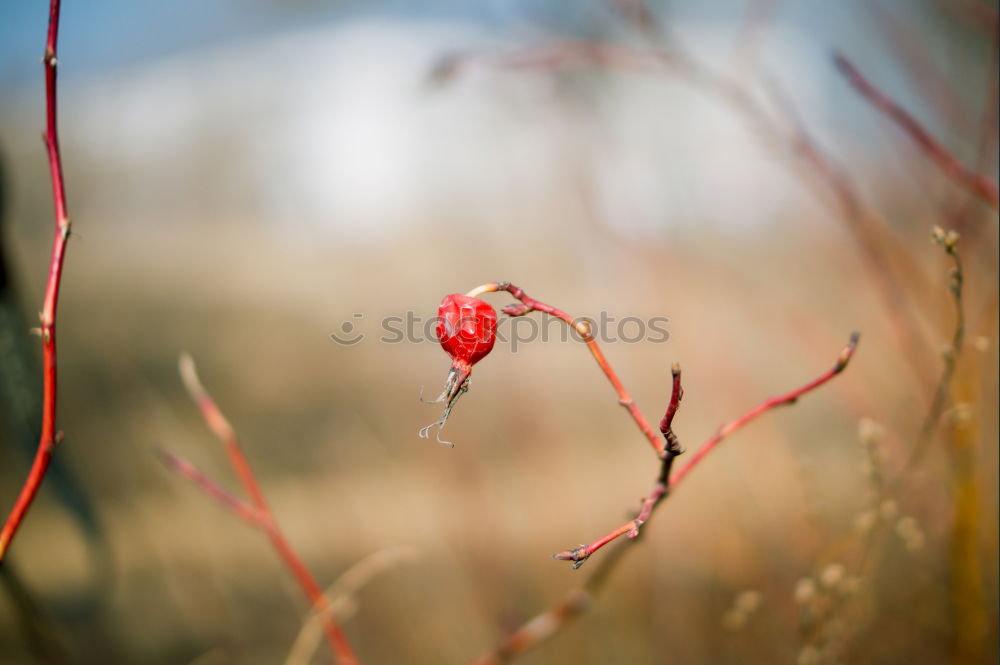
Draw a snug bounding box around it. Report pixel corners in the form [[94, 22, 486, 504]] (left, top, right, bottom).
[[0, 1, 997, 664]]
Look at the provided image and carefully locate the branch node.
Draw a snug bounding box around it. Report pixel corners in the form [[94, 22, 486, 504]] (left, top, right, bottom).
[[552, 545, 590, 569]]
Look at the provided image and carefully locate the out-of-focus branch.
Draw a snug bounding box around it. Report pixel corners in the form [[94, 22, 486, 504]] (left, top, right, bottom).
[[834, 52, 999, 210], [759, 75, 938, 392], [937, 0, 999, 35], [163, 355, 360, 665], [466, 281, 664, 457], [471, 334, 859, 661], [469, 539, 631, 665], [157, 449, 264, 527], [729, 0, 783, 71], [178, 354, 269, 511], [671, 332, 860, 485], [903, 228, 965, 472], [0, 0, 73, 562], [435, 40, 934, 392], [556, 333, 859, 568], [284, 546, 418, 665]]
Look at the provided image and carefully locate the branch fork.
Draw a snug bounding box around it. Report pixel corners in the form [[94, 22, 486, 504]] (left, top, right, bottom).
[[162, 354, 360, 665]]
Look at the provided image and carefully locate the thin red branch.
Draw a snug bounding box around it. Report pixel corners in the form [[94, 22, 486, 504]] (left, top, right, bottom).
[[178, 354, 269, 511], [834, 52, 999, 210], [0, 0, 73, 562], [474, 334, 859, 661], [158, 449, 265, 526], [470, 539, 630, 665], [554, 333, 859, 567], [553, 363, 682, 567], [468, 282, 663, 457], [166, 355, 360, 665], [671, 331, 860, 486]]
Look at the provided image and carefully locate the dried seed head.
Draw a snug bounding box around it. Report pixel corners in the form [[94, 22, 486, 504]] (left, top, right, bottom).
[[794, 577, 816, 603], [857, 417, 883, 446], [735, 589, 762, 614], [896, 516, 925, 552], [820, 563, 845, 589], [854, 510, 876, 533]]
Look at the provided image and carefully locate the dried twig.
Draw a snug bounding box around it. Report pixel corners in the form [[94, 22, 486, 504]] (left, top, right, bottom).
[[555, 333, 860, 568], [904, 228, 966, 472], [283, 546, 418, 665], [466, 281, 663, 457], [471, 334, 859, 661], [553, 363, 684, 568], [0, 0, 73, 561], [834, 52, 999, 210], [163, 354, 360, 665], [470, 538, 630, 665]]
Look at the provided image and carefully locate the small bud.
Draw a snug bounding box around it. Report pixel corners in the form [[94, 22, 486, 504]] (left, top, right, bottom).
[[950, 403, 973, 424], [854, 510, 876, 532], [735, 589, 762, 614], [820, 563, 845, 589], [794, 577, 816, 603], [896, 516, 925, 552], [879, 499, 898, 520], [857, 417, 883, 446]]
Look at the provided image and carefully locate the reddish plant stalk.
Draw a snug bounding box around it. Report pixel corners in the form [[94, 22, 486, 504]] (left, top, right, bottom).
[[472, 334, 859, 663], [470, 540, 628, 665], [671, 331, 859, 485], [158, 449, 264, 526], [0, 0, 72, 562], [467, 282, 663, 457], [554, 363, 683, 568], [166, 355, 360, 665], [834, 52, 999, 210], [555, 333, 859, 566]]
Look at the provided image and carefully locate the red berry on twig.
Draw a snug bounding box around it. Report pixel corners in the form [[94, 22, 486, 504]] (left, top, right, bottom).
[[420, 293, 498, 446], [436, 293, 498, 370]]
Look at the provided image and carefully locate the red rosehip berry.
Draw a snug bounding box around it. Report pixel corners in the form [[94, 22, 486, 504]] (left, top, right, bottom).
[[435, 293, 498, 372], [420, 293, 498, 446]]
